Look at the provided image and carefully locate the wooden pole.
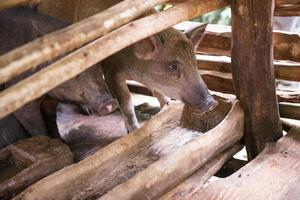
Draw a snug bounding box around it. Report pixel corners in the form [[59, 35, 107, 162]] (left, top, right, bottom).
[[0, 0, 42, 10], [160, 145, 242, 200], [100, 101, 243, 200], [15, 99, 244, 200], [279, 103, 300, 120], [231, 0, 282, 159], [0, 0, 228, 119], [0, 0, 169, 85], [168, 0, 300, 16]]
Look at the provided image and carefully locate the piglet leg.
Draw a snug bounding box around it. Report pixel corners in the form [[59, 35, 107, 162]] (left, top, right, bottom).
[[153, 90, 171, 108], [106, 74, 139, 133]]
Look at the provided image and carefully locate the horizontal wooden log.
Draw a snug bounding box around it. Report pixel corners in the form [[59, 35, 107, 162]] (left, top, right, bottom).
[[279, 102, 300, 120], [197, 56, 300, 82], [0, 0, 169, 85], [15, 102, 184, 200], [0, 0, 42, 10], [99, 100, 243, 200], [159, 145, 242, 200], [275, 0, 300, 16], [168, 0, 300, 16], [15, 97, 244, 200], [0, 0, 229, 119], [196, 26, 300, 62], [193, 125, 300, 200], [0, 136, 73, 200], [175, 22, 300, 62], [277, 89, 300, 103]]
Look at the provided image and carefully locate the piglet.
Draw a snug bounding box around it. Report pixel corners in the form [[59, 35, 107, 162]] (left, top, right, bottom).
[[102, 24, 217, 132], [0, 8, 118, 136]]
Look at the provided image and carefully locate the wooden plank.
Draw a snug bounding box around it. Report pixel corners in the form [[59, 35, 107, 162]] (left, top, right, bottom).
[[0, 0, 228, 119], [231, 0, 282, 159], [194, 125, 300, 200], [15, 98, 244, 200], [159, 145, 242, 200]]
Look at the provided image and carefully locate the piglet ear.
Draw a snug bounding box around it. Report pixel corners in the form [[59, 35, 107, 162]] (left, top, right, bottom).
[[133, 35, 163, 60], [184, 23, 207, 47]]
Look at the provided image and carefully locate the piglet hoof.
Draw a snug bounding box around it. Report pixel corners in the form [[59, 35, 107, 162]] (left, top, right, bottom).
[[126, 123, 140, 134], [78, 104, 94, 116]]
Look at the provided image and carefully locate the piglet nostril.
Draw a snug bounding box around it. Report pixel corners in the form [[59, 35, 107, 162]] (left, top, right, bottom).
[[97, 99, 118, 115]]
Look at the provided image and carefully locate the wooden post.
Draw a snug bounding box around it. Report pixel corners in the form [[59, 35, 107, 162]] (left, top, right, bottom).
[[231, 0, 282, 159]]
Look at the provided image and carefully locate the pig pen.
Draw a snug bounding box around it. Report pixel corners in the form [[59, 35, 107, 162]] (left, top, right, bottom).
[[1, 0, 300, 199]]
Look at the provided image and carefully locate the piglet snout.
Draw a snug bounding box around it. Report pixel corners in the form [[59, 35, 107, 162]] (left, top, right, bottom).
[[96, 99, 118, 115]]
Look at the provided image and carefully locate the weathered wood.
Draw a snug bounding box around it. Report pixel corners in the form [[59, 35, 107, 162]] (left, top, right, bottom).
[[279, 102, 300, 120], [275, 0, 300, 16], [168, 0, 300, 16], [99, 100, 243, 200], [0, 136, 73, 200], [194, 125, 300, 200], [231, 0, 282, 159], [190, 24, 300, 62], [15, 98, 244, 200], [0, 0, 228, 119], [273, 31, 300, 62], [0, 0, 169, 85], [277, 89, 300, 103], [0, 0, 42, 10], [197, 56, 300, 82], [159, 145, 242, 200]]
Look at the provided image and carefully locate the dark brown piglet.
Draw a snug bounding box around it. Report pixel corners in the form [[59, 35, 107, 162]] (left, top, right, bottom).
[[0, 8, 117, 136]]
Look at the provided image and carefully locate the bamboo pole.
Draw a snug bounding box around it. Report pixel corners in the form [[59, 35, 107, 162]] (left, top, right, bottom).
[[0, 0, 42, 10], [0, 0, 169, 85], [0, 0, 229, 119]]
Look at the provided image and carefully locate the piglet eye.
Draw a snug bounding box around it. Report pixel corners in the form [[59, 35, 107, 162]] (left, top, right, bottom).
[[167, 61, 181, 78], [168, 62, 178, 71]]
